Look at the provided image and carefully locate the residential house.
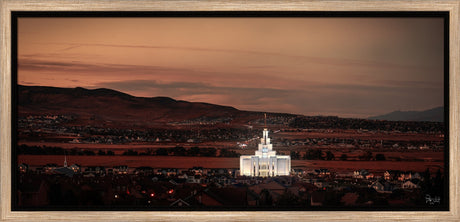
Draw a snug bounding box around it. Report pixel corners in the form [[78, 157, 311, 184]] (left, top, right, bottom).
[[315, 169, 331, 177], [370, 181, 385, 192], [43, 163, 58, 174], [113, 165, 129, 174], [157, 168, 178, 177], [134, 166, 154, 175], [353, 169, 369, 179], [190, 166, 204, 175], [85, 166, 106, 175], [187, 175, 202, 184], [402, 180, 420, 189], [69, 164, 81, 173], [398, 171, 416, 181], [54, 167, 75, 177], [169, 197, 192, 207], [18, 163, 28, 173], [384, 171, 391, 180]]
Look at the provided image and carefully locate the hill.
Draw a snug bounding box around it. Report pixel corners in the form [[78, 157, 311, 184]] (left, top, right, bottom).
[[17, 85, 292, 128], [368, 107, 444, 122]]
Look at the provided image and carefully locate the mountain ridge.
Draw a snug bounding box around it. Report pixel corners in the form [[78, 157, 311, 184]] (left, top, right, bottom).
[[368, 107, 444, 122], [18, 85, 443, 128], [17, 85, 289, 128]]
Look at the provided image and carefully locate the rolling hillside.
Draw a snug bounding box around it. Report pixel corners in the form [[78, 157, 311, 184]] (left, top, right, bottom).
[[368, 107, 444, 122], [17, 85, 291, 128]]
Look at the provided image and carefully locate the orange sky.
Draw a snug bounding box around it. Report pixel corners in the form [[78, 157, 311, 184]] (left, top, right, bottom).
[[17, 17, 444, 118]]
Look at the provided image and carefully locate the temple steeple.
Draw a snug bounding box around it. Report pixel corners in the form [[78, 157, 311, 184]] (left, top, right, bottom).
[[64, 154, 68, 168], [264, 113, 267, 128]]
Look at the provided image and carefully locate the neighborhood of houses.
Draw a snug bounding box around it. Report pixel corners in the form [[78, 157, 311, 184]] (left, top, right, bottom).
[[17, 162, 443, 208], [18, 115, 444, 151], [16, 114, 445, 208]]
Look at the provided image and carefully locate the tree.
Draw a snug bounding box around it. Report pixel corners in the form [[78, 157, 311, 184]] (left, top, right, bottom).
[[290, 151, 300, 160], [172, 146, 186, 156], [375, 153, 386, 161], [259, 189, 273, 206], [201, 148, 217, 157], [303, 149, 313, 160], [277, 190, 299, 206], [313, 149, 324, 160], [434, 169, 443, 196], [220, 148, 239, 157], [83, 150, 95, 156], [220, 148, 228, 157], [325, 151, 335, 160], [122, 149, 138, 156], [156, 148, 168, 156], [304, 149, 324, 160], [189, 146, 200, 156], [422, 168, 433, 193], [360, 151, 373, 161]]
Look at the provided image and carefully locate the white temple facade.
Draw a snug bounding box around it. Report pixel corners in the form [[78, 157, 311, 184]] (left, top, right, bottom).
[[240, 128, 291, 177]]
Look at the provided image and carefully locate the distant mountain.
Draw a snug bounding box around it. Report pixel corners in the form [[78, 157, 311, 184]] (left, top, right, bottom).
[[368, 107, 444, 122], [17, 85, 291, 128]]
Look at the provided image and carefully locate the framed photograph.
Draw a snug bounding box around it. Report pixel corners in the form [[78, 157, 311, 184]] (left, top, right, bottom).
[[1, 0, 459, 221]]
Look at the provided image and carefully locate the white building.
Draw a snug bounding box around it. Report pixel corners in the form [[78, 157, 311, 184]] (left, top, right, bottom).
[[240, 127, 291, 177]]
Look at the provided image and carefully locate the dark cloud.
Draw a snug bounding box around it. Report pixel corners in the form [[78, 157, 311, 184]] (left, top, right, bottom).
[[93, 79, 442, 117], [18, 57, 194, 74], [95, 80, 292, 106], [18, 81, 37, 85]]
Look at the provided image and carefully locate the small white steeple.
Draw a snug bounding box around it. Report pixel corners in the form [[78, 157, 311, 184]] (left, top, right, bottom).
[[64, 154, 68, 168]]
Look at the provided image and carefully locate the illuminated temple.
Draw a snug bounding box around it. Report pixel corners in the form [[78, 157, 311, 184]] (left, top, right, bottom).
[[239, 116, 291, 177]]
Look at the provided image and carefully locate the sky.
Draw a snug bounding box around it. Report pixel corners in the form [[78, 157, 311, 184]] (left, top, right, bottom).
[[17, 17, 444, 118]]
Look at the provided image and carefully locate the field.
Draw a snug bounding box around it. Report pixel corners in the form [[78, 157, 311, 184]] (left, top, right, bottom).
[[17, 127, 446, 174], [18, 154, 444, 173], [276, 130, 443, 141]]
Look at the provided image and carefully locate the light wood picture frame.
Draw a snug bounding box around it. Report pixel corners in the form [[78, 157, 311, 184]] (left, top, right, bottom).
[[1, 0, 459, 221]]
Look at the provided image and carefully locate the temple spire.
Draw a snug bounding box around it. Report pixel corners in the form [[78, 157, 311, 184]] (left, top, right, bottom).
[[264, 113, 267, 128]]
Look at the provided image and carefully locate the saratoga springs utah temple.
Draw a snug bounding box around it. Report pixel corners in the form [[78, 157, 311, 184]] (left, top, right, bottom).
[[239, 116, 291, 177]]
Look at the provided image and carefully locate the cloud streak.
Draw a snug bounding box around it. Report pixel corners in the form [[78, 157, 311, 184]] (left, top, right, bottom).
[[18, 57, 192, 74], [30, 42, 436, 71]]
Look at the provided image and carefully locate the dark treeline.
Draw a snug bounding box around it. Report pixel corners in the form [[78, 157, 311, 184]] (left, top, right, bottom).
[[17, 144, 239, 158], [290, 149, 334, 160], [123, 146, 238, 157], [17, 144, 100, 156], [289, 116, 444, 133], [290, 149, 386, 161]]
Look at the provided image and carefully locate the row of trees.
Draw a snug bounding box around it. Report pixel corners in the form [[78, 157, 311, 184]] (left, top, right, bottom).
[[17, 144, 238, 158], [290, 150, 336, 160], [17, 144, 103, 156], [289, 116, 444, 133], [290, 149, 386, 161], [152, 146, 217, 157], [19, 144, 388, 160], [130, 146, 239, 157]]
